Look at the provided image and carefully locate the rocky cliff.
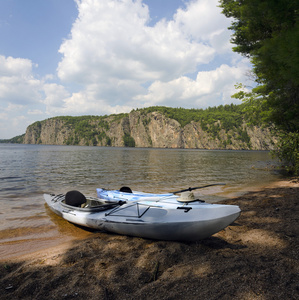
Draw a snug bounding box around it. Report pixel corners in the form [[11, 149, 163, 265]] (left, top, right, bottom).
[[23, 108, 276, 150]]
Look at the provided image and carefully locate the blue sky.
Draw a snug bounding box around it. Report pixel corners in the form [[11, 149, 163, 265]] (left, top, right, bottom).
[[0, 0, 77, 76], [0, 0, 253, 139]]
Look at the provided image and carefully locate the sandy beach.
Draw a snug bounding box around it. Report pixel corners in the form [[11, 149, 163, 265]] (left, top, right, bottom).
[[0, 180, 298, 300]]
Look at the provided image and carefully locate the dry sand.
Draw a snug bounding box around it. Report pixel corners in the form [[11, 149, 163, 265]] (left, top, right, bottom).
[[0, 180, 298, 300]]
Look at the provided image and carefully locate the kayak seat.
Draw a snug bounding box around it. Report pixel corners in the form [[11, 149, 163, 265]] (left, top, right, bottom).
[[120, 186, 132, 193], [65, 190, 87, 207]]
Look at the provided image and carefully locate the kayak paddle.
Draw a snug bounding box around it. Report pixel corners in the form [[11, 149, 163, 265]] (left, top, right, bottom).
[[173, 183, 226, 194]]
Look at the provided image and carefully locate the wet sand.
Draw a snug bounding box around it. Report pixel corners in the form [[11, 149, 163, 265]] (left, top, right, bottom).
[[0, 180, 298, 300]]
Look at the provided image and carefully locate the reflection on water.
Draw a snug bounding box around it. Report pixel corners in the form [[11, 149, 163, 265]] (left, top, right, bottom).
[[0, 144, 281, 259]]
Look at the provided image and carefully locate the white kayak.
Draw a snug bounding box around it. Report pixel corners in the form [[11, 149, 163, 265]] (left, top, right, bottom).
[[44, 188, 240, 241], [96, 184, 228, 203]]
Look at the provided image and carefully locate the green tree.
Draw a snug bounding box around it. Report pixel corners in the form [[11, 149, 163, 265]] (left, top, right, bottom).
[[220, 0, 299, 174], [123, 133, 135, 147]]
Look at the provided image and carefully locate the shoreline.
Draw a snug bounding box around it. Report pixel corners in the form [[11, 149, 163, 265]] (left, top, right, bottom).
[[0, 178, 283, 262], [1, 179, 298, 299], [0, 178, 285, 262]]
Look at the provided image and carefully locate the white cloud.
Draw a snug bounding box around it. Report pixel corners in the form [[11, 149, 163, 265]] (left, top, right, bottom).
[[4, 103, 25, 112], [0, 55, 34, 76], [52, 88, 133, 116], [57, 0, 218, 94], [43, 83, 70, 107], [0, 55, 42, 105], [134, 61, 251, 108], [175, 0, 231, 44], [55, 0, 249, 113], [28, 109, 44, 115], [0, 55, 46, 138]]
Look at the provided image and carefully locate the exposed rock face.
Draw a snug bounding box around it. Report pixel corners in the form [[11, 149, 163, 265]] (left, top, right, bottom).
[[23, 111, 276, 150], [130, 112, 184, 148], [24, 119, 73, 145]]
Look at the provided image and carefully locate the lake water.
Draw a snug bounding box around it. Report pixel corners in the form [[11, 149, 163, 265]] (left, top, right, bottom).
[[0, 144, 282, 260]]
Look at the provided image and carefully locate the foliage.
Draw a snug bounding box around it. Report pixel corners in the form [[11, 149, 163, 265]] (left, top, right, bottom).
[[30, 121, 42, 129], [273, 132, 299, 176], [0, 134, 25, 144], [136, 104, 245, 129], [111, 113, 129, 122], [123, 133, 135, 147], [58, 116, 110, 146], [231, 83, 272, 127], [219, 0, 299, 174]]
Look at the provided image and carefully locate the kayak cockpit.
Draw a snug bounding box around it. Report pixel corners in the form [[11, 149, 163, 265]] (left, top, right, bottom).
[[52, 191, 125, 212], [61, 199, 122, 212]]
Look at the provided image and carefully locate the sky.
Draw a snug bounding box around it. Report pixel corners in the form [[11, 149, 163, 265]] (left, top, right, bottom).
[[0, 0, 254, 139]]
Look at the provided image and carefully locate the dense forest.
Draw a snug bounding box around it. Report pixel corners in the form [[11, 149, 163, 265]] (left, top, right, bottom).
[[220, 0, 299, 175]]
